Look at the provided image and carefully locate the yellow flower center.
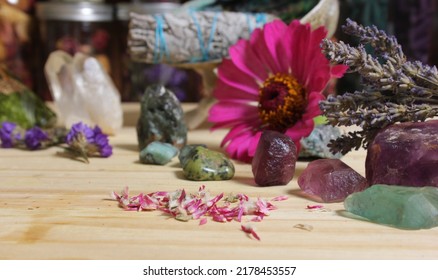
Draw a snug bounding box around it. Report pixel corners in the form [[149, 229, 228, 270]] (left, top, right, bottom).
[[258, 73, 306, 132]]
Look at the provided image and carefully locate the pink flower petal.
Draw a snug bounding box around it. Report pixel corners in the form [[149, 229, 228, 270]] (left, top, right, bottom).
[[199, 218, 207, 226], [241, 224, 261, 241], [249, 28, 280, 74], [271, 195, 289, 201], [208, 101, 259, 125], [229, 39, 269, 82], [217, 59, 260, 95]]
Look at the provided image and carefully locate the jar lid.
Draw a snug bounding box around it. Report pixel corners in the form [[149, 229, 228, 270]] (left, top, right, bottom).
[[36, 2, 113, 21], [116, 2, 181, 20]]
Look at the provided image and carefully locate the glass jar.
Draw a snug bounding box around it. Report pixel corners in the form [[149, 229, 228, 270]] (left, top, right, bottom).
[[116, 2, 202, 102], [35, 0, 117, 100]]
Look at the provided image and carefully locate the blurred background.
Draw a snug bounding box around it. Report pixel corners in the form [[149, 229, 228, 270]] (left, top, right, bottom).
[[1, 0, 437, 102]]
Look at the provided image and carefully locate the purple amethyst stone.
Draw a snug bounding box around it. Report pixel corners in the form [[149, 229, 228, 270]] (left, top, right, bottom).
[[366, 121, 438, 187]]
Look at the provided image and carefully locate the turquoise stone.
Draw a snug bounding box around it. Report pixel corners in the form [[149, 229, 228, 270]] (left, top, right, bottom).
[[181, 146, 235, 181], [139, 141, 178, 165], [344, 184, 438, 229]]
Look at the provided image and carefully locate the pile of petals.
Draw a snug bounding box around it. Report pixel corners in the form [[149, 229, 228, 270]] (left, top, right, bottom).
[[111, 186, 288, 240]]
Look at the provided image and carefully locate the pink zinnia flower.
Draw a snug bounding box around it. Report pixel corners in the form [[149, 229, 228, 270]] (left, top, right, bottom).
[[208, 20, 347, 162]]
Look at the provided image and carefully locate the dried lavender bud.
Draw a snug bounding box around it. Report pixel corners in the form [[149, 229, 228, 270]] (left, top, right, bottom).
[[320, 19, 438, 154]]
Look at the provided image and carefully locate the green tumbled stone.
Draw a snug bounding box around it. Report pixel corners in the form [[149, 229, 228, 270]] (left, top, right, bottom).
[[178, 144, 207, 167], [182, 146, 235, 181], [344, 184, 438, 229], [139, 141, 178, 165]]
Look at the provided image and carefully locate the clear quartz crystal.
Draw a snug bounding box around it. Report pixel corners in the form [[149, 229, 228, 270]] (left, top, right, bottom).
[[45, 50, 123, 135]]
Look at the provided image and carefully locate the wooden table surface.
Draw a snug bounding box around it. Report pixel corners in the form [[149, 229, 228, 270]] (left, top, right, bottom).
[[1, 104, 437, 260]]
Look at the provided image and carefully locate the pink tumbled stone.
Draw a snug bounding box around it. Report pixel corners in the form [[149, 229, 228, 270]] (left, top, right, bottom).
[[252, 130, 297, 186], [298, 159, 368, 202]]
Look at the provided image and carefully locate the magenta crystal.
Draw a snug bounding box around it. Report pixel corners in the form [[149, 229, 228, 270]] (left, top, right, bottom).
[[298, 159, 368, 202], [252, 130, 297, 186], [366, 121, 438, 187]]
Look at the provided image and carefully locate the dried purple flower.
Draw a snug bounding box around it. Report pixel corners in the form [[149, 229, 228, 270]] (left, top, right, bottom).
[[24, 127, 49, 150], [0, 122, 22, 148], [65, 122, 112, 162], [92, 126, 112, 157], [319, 18, 438, 154]]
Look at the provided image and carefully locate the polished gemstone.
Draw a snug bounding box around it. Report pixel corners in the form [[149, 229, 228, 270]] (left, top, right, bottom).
[[178, 144, 207, 167], [298, 159, 368, 202], [252, 130, 297, 186], [366, 121, 438, 187], [137, 85, 187, 151], [182, 146, 234, 181], [139, 141, 178, 165], [344, 184, 438, 229]]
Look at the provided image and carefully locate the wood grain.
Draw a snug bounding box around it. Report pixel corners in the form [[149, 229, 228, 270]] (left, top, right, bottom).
[[0, 104, 437, 260]]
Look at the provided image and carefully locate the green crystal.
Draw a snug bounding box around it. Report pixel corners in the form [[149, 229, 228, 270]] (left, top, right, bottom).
[[0, 72, 56, 129], [181, 146, 235, 181], [139, 141, 178, 165], [344, 184, 438, 229]]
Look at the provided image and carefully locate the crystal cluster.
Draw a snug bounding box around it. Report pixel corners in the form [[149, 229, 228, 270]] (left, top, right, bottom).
[[298, 159, 368, 202], [366, 121, 438, 187], [252, 131, 297, 186], [345, 184, 438, 229], [45, 51, 123, 135]]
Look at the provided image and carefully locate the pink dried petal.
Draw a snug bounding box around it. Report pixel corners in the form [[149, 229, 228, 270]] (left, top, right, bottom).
[[271, 195, 289, 201], [251, 216, 264, 222], [212, 214, 227, 222], [199, 218, 207, 225], [307, 205, 324, 209], [207, 193, 224, 207], [241, 224, 260, 241]]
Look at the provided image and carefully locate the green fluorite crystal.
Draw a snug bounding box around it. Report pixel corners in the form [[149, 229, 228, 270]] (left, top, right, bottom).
[[181, 146, 235, 181], [0, 71, 56, 129], [344, 184, 438, 229]]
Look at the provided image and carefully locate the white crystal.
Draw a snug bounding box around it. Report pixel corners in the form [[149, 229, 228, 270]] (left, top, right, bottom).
[[44, 50, 123, 135]]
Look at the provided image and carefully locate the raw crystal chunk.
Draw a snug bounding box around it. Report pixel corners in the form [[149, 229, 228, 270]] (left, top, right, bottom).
[[366, 121, 438, 187], [252, 130, 297, 186], [44, 51, 123, 135], [0, 67, 56, 129], [181, 146, 234, 181], [298, 159, 368, 202], [137, 85, 187, 151], [344, 184, 438, 229], [139, 141, 178, 165], [299, 124, 343, 159]]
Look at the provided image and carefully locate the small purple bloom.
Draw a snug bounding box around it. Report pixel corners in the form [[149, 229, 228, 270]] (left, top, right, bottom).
[[93, 126, 112, 157], [66, 122, 95, 145], [66, 122, 112, 160], [24, 127, 49, 150], [0, 122, 21, 148]]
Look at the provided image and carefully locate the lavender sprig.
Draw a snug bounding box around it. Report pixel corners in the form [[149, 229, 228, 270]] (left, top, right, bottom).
[[320, 19, 438, 154]]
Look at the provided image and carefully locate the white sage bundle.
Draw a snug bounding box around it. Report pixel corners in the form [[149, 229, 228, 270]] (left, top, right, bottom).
[[128, 11, 276, 64]]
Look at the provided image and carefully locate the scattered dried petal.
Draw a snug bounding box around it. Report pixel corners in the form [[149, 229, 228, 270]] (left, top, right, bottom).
[[306, 205, 324, 209], [271, 195, 289, 201], [241, 224, 260, 241]]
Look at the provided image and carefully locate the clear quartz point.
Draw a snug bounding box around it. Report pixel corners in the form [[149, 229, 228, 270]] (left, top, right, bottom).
[[45, 50, 123, 135]]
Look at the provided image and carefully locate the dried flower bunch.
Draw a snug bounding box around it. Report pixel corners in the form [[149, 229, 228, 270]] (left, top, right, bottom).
[[319, 19, 438, 154], [0, 121, 112, 162]]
